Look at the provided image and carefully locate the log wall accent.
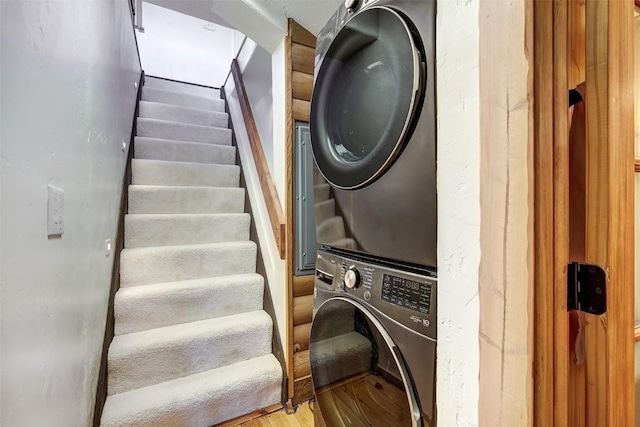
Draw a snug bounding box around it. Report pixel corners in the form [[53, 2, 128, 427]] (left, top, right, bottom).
[[285, 19, 317, 405]]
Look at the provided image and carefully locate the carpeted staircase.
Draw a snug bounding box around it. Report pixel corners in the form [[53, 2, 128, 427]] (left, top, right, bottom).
[[100, 76, 282, 427], [313, 169, 356, 250]]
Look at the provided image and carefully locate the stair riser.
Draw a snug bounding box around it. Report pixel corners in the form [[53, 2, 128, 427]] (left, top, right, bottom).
[[134, 137, 236, 165], [120, 242, 257, 287], [317, 217, 346, 243], [132, 160, 239, 187], [114, 275, 264, 335], [137, 118, 232, 146], [139, 101, 228, 128], [124, 214, 250, 248], [142, 87, 225, 112], [314, 184, 330, 203], [314, 199, 336, 225], [108, 313, 273, 395], [100, 355, 282, 427], [144, 77, 221, 99], [127, 187, 245, 215]]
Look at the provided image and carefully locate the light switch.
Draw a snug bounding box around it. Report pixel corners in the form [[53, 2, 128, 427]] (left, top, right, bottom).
[[47, 184, 64, 236]]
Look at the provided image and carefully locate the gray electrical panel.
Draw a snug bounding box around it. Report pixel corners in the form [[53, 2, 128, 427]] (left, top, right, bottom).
[[295, 122, 320, 275]]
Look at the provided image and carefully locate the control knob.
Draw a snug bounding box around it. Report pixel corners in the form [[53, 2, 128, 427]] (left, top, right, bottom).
[[344, 266, 361, 289]]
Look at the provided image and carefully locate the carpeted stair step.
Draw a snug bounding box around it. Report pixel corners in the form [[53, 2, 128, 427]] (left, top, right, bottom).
[[107, 310, 273, 395], [124, 213, 250, 248], [132, 159, 239, 187], [119, 241, 257, 287], [139, 101, 228, 128], [134, 137, 236, 165], [127, 185, 244, 214], [317, 216, 347, 243], [314, 199, 336, 225], [142, 86, 225, 112], [100, 354, 282, 427], [313, 167, 326, 183], [114, 273, 264, 335], [137, 118, 232, 146], [314, 183, 331, 203], [311, 331, 372, 389], [144, 77, 221, 99], [311, 302, 356, 343], [330, 237, 358, 250]]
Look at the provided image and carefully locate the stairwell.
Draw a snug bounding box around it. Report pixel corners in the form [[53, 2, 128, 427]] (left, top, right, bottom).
[[100, 76, 282, 427]]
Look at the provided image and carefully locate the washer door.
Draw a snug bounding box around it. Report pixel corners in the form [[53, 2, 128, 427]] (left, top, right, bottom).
[[309, 298, 423, 426], [310, 6, 424, 189]]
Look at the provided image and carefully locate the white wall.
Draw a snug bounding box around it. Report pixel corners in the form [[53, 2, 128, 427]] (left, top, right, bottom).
[[137, 1, 237, 87], [271, 40, 287, 210], [0, 0, 141, 425], [242, 44, 275, 175], [436, 1, 481, 426]]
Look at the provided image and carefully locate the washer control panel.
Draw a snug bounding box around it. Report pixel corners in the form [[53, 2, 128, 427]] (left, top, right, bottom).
[[381, 274, 431, 315], [315, 250, 436, 339]]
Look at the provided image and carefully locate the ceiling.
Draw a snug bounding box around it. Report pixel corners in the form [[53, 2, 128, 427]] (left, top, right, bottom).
[[144, 0, 342, 52]]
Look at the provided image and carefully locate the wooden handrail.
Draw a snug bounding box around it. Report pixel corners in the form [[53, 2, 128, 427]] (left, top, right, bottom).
[[230, 59, 286, 259], [635, 157, 640, 173], [635, 324, 640, 342]]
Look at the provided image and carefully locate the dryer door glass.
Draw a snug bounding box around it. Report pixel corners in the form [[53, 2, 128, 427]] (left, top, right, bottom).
[[310, 7, 424, 189], [309, 298, 426, 426]]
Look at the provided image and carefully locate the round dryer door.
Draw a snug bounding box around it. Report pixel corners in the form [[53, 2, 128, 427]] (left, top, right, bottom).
[[310, 6, 424, 189], [309, 298, 425, 426]]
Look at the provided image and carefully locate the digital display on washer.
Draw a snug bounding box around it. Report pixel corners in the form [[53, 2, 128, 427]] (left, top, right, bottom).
[[382, 274, 431, 314]]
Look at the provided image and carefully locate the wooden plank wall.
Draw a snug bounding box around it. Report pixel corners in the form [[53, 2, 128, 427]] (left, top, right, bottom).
[[285, 19, 317, 405], [478, 0, 533, 424], [534, 0, 635, 425], [583, 1, 634, 425]]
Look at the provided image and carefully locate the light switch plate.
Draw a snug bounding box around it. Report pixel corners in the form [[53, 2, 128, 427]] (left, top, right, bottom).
[[47, 184, 64, 236]]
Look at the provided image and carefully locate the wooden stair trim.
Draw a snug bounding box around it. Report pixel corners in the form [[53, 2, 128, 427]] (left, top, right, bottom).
[[230, 59, 286, 259]]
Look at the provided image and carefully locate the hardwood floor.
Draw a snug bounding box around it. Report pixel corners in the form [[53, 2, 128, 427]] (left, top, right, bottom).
[[228, 373, 411, 427], [229, 401, 314, 427]]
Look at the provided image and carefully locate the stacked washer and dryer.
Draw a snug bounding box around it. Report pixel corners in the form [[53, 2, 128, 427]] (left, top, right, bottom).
[[308, 0, 438, 426]]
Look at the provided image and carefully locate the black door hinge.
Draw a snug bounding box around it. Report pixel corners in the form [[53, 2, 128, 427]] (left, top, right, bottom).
[[567, 262, 607, 315]]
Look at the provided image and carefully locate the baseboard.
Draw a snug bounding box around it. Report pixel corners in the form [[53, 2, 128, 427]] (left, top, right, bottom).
[[214, 403, 283, 427], [222, 87, 289, 405], [92, 70, 144, 427]]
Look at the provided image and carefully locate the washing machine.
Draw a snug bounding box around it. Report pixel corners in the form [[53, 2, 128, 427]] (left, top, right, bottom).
[[309, 249, 437, 426], [310, 0, 436, 268]]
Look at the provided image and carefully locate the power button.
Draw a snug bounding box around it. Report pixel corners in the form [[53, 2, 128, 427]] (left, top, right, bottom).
[[364, 291, 371, 301]]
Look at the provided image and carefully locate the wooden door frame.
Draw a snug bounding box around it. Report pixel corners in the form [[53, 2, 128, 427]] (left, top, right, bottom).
[[533, 0, 635, 425]]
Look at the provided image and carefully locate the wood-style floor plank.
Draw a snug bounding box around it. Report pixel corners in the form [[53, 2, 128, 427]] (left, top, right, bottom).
[[293, 401, 314, 426], [362, 374, 409, 411], [316, 389, 368, 427], [239, 417, 272, 427], [265, 409, 303, 427]]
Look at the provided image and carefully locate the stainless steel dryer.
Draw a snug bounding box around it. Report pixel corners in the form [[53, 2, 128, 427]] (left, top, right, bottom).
[[310, 0, 437, 268], [309, 249, 437, 426]]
